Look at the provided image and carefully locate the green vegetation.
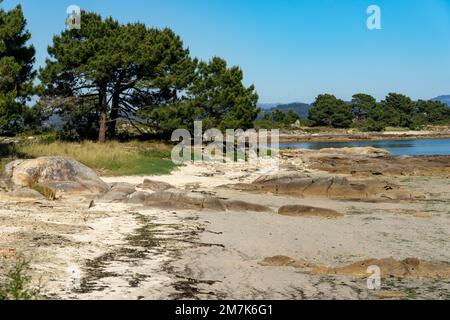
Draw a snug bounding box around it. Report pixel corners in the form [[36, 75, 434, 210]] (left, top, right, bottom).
[[1, 1, 450, 152], [38, 11, 258, 142], [255, 109, 312, 129], [0, 258, 41, 300], [308, 94, 353, 128], [0, 139, 176, 176], [308, 92, 450, 131], [0, 1, 36, 135]]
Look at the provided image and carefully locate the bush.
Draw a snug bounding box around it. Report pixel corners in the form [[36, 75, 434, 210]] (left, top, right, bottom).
[[0, 258, 41, 300]]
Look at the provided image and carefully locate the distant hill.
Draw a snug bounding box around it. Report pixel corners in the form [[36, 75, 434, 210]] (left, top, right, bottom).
[[271, 102, 311, 119], [257, 103, 280, 110], [432, 95, 450, 106]]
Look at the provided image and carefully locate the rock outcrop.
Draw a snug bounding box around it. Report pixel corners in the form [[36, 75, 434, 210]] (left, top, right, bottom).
[[222, 173, 420, 201], [99, 182, 136, 202], [7, 187, 46, 200], [125, 189, 271, 212], [259, 256, 450, 280], [137, 179, 174, 192], [311, 258, 450, 280], [317, 147, 391, 158], [2, 157, 109, 197], [278, 205, 342, 218], [309, 154, 450, 177]]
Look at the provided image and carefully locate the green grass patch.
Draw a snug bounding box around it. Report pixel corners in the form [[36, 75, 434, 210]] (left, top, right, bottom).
[[1, 140, 177, 177]]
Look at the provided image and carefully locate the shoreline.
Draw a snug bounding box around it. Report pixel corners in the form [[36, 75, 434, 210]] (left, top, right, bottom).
[[279, 130, 450, 143]]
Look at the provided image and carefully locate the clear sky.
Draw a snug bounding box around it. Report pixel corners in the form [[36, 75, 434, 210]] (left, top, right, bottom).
[[3, 0, 450, 103]]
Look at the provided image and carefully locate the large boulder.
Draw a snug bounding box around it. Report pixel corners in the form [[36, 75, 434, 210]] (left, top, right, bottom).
[[3, 157, 109, 197]]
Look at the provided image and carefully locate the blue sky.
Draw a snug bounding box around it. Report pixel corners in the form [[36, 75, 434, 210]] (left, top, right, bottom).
[[3, 0, 450, 103]]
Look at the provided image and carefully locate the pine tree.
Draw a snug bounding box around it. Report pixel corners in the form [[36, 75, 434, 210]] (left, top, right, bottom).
[[308, 94, 353, 128], [0, 1, 36, 133], [40, 12, 195, 142]]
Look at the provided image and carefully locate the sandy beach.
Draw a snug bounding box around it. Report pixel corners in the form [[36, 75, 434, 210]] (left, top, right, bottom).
[[1, 148, 449, 300]]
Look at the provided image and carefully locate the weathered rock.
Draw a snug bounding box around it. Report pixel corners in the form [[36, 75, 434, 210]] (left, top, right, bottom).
[[127, 189, 271, 212], [222, 174, 419, 201], [310, 155, 450, 177], [99, 182, 136, 203], [7, 187, 46, 200], [278, 205, 342, 218], [0, 177, 13, 192], [391, 209, 433, 218], [127, 191, 149, 204], [137, 179, 174, 191], [3, 160, 26, 179], [0, 248, 17, 260], [373, 291, 408, 300], [259, 256, 450, 280], [259, 256, 296, 267], [318, 147, 391, 158], [311, 258, 450, 280], [3, 157, 109, 197]]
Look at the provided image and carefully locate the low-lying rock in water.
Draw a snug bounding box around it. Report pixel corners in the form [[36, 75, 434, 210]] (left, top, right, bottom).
[[222, 173, 420, 201], [278, 205, 342, 218], [137, 179, 174, 192], [317, 147, 391, 158], [259, 256, 450, 280], [3, 157, 109, 197], [126, 189, 271, 213]]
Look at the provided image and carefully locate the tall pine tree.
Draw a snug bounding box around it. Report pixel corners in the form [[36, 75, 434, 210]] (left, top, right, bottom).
[[0, 1, 35, 134]]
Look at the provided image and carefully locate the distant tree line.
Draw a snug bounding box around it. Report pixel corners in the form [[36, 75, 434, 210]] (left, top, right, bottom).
[[0, 5, 259, 142], [308, 93, 450, 131]]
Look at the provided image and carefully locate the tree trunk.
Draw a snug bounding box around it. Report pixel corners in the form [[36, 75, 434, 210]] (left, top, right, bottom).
[[98, 86, 108, 143], [108, 92, 120, 139]]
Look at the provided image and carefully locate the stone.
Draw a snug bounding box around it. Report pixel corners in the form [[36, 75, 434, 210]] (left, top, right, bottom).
[[3, 157, 109, 197], [310, 154, 450, 177], [391, 209, 433, 218], [258, 256, 450, 280], [278, 205, 342, 218], [373, 291, 407, 300], [311, 258, 450, 280], [222, 173, 419, 201], [7, 187, 46, 200], [99, 182, 136, 203], [137, 179, 174, 191], [0, 248, 17, 260], [259, 256, 296, 267], [127, 189, 271, 212], [318, 147, 391, 158]]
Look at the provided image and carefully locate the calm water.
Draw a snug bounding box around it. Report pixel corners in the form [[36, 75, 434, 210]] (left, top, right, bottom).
[[280, 138, 450, 156]]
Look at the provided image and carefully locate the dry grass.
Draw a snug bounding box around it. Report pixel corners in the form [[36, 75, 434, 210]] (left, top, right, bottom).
[[10, 140, 177, 176]]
